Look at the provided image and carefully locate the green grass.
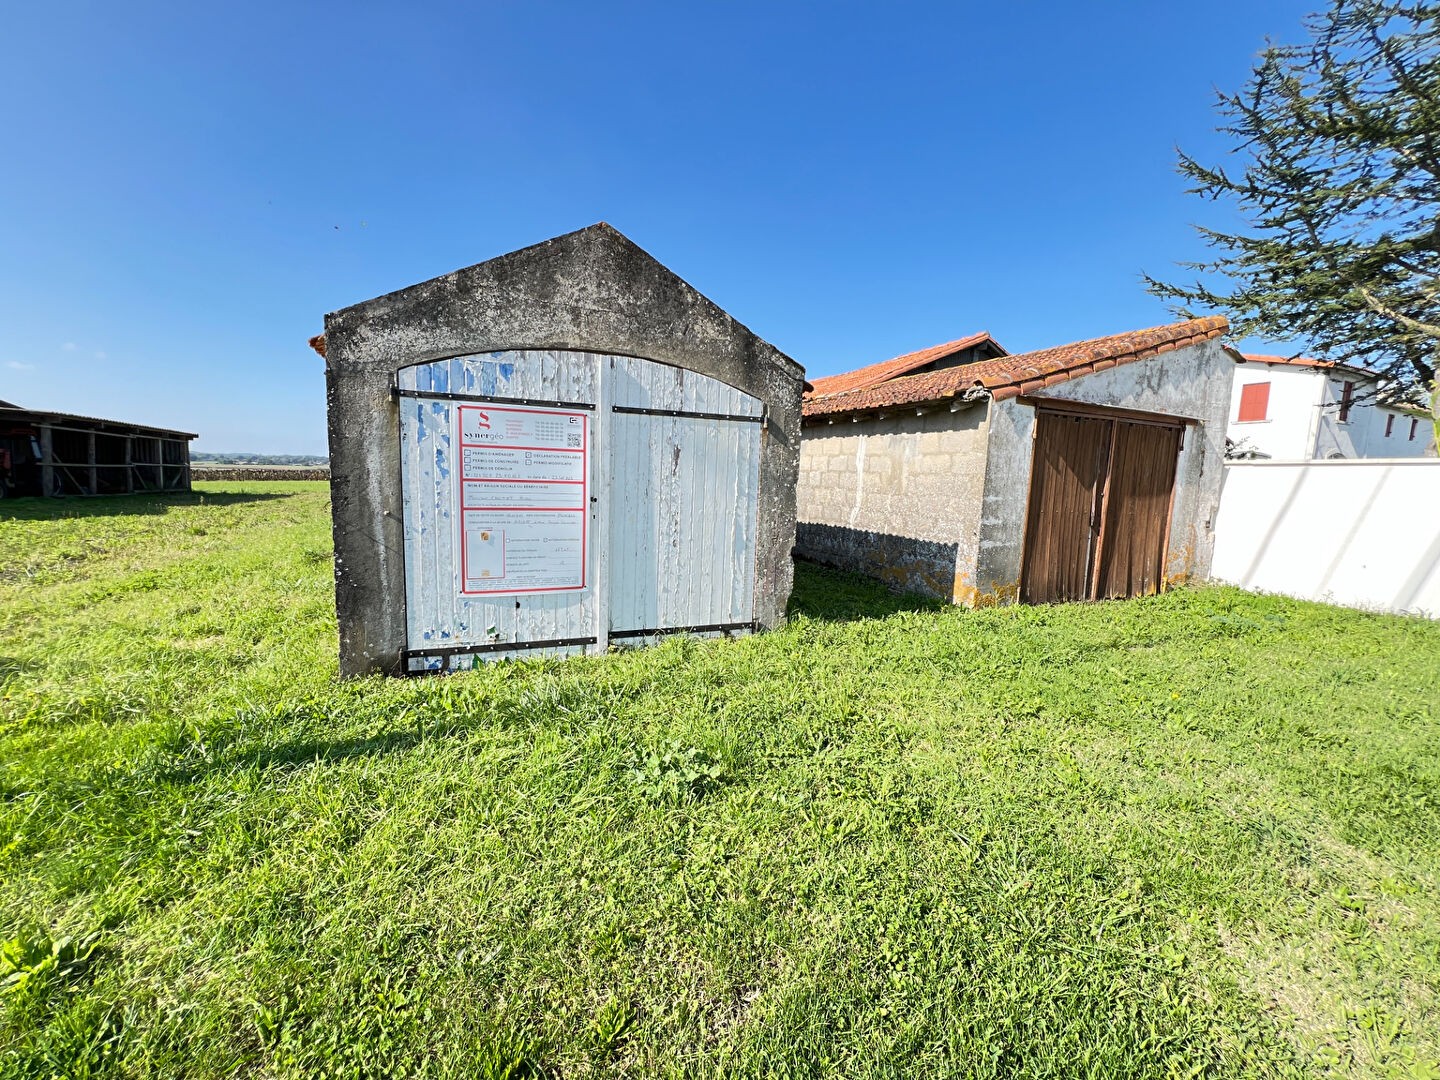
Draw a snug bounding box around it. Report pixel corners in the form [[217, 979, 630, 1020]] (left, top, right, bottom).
[[2, 481, 1439, 1078]]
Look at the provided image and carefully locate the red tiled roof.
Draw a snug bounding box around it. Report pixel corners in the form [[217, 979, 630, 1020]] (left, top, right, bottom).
[[807, 331, 1002, 396], [1241, 352, 1375, 376], [802, 316, 1229, 420], [308, 333, 327, 359]]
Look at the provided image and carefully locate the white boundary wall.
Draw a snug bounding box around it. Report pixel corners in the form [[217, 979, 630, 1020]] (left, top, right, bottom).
[[1212, 459, 1440, 617]]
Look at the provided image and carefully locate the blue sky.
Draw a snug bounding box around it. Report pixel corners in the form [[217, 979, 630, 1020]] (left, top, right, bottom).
[[1, 1, 1317, 454]]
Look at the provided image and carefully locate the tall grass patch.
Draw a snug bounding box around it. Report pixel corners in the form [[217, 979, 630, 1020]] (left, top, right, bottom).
[[2, 483, 1438, 1077]]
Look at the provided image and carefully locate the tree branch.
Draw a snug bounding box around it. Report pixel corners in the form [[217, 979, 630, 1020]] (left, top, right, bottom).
[[1355, 286, 1440, 336]]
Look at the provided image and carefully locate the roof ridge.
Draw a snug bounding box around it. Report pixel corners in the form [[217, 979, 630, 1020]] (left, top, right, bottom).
[[1241, 351, 1379, 377], [803, 316, 1228, 420], [806, 330, 1002, 398]]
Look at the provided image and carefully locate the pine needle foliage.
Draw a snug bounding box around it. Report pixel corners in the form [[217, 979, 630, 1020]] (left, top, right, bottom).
[[1148, 0, 1440, 421]]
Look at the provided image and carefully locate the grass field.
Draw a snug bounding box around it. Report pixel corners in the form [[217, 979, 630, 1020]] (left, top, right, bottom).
[[2, 482, 1439, 1078]]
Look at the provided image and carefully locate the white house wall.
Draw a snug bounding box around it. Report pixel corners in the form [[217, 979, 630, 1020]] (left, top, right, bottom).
[[1317, 376, 1434, 459], [1316, 375, 1380, 458], [1230, 362, 1435, 459], [1372, 409, 1437, 457], [1212, 459, 1440, 616], [1228, 364, 1324, 459]]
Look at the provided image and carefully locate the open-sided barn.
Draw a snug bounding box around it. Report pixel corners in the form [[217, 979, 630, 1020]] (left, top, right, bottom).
[[797, 317, 1234, 605], [0, 402, 195, 498]]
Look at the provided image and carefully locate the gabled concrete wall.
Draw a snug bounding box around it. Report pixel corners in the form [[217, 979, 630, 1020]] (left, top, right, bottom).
[[974, 338, 1234, 601], [322, 224, 805, 676], [796, 405, 989, 600]]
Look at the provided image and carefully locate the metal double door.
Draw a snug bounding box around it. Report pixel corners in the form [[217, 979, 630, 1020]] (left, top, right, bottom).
[[397, 350, 763, 671]]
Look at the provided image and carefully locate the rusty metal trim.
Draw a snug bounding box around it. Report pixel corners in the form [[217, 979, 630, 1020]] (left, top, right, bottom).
[[609, 620, 757, 639], [402, 635, 599, 666], [394, 388, 596, 410], [612, 405, 763, 424], [1018, 396, 1198, 427]]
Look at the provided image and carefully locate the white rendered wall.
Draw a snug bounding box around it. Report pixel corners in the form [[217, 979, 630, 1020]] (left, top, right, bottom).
[[1211, 459, 1440, 617], [1357, 401, 1434, 458], [1314, 376, 1436, 458], [1227, 364, 1323, 458], [1316, 375, 1377, 458], [1230, 361, 1435, 459]]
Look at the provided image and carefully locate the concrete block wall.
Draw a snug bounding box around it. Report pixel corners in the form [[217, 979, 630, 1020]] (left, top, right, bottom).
[[796, 406, 989, 600]]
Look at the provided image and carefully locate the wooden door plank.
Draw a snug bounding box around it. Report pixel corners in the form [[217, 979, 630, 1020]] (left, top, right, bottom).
[[1021, 411, 1111, 603], [1095, 422, 1183, 599]]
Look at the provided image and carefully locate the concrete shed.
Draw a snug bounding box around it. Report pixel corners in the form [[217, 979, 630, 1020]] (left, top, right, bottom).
[[797, 317, 1233, 605], [316, 224, 805, 676]]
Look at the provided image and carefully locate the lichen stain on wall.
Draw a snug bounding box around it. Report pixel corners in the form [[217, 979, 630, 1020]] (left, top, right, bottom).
[[872, 558, 953, 599], [952, 575, 1020, 608], [1165, 523, 1201, 582]]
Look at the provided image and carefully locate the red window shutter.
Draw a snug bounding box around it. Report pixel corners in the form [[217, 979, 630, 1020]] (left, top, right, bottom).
[[1238, 382, 1270, 422], [1386, 414, 1395, 437], [1339, 381, 1355, 421]]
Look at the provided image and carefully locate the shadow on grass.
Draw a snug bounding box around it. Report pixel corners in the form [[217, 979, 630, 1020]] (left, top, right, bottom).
[[789, 558, 946, 622], [138, 567, 938, 785], [0, 490, 293, 521], [154, 729, 446, 785]]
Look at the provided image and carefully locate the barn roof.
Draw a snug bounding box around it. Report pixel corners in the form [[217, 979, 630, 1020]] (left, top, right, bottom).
[[807, 331, 1005, 396], [802, 316, 1229, 420], [0, 404, 196, 440]]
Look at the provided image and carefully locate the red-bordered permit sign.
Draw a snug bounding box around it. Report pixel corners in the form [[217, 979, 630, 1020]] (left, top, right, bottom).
[[456, 404, 589, 595]]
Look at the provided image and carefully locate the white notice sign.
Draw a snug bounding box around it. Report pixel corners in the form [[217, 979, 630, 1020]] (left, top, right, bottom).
[[456, 404, 589, 595]]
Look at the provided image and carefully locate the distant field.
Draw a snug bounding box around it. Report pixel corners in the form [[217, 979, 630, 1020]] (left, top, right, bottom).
[[189, 465, 330, 481], [2, 482, 1438, 1078]]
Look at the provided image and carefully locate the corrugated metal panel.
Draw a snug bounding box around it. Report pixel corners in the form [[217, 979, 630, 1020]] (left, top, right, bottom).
[[399, 351, 602, 671], [607, 356, 762, 640], [398, 350, 762, 669], [1020, 412, 1111, 603]]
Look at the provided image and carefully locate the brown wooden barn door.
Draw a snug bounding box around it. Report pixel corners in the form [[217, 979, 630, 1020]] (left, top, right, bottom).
[[1093, 421, 1182, 599], [1019, 411, 1112, 603], [1021, 407, 1184, 604]]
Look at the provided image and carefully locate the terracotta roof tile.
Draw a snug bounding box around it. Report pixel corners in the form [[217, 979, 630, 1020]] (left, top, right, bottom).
[[806, 331, 1002, 396], [1241, 352, 1375, 376], [802, 316, 1228, 420]]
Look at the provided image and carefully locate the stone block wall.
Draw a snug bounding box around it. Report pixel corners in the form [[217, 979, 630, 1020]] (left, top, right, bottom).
[[796, 405, 989, 600]]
